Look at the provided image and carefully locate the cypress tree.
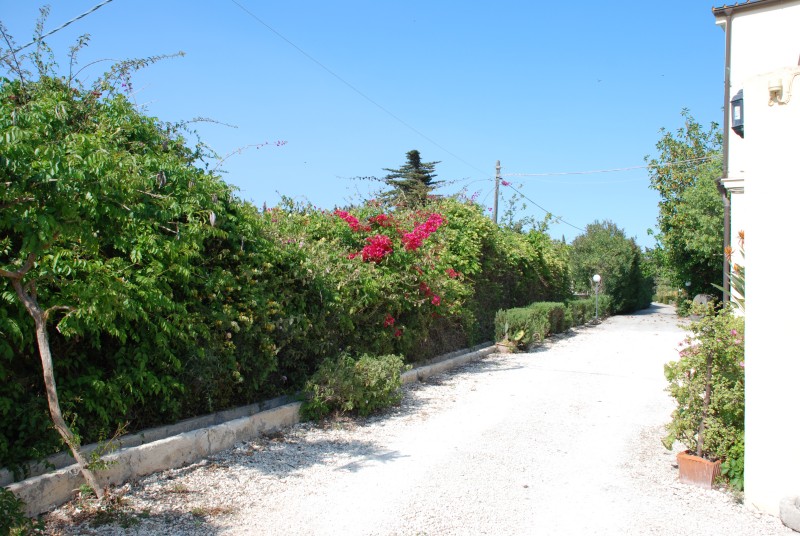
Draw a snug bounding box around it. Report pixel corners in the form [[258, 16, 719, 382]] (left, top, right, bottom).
[[382, 150, 441, 207]]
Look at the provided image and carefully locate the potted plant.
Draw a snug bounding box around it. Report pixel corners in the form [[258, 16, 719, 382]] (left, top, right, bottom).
[[662, 303, 745, 489]]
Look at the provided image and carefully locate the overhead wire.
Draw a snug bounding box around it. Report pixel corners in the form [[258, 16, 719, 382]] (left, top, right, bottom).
[[503, 183, 586, 233], [228, 0, 489, 178], [504, 155, 720, 178], [231, 0, 716, 234], [495, 154, 721, 228], [0, 0, 116, 61]]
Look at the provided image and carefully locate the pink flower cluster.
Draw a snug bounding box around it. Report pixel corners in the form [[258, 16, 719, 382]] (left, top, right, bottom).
[[384, 314, 395, 327], [418, 281, 441, 306], [334, 209, 369, 232], [361, 234, 393, 262], [369, 214, 394, 228], [445, 268, 461, 279], [401, 213, 444, 251], [419, 282, 432, 297]]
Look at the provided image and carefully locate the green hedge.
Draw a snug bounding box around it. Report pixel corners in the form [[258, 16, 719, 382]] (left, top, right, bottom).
[[565, 297, 611, 327], [495, 297, 612, 350], [1, 190, 572, 471]]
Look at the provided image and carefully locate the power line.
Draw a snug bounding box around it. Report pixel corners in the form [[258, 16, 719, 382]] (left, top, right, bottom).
[[228, 0, 488, 177], [520, 176, 645, 185], [0, 0, 115, 61], [504, 183, 586, 233], [504, 155, 720, 178], [496, 153, 720, 233]]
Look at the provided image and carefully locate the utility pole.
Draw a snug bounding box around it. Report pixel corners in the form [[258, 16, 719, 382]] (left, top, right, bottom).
[[493, 160, 500, 224]]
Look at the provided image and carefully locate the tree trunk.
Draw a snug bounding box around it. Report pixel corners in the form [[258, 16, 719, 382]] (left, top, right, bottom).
[[10, 279, 105, 500], [696, 352, 713, 459]]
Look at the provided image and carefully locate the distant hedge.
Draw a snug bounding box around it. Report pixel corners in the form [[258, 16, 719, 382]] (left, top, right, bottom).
[[494, 297, 612, 350]]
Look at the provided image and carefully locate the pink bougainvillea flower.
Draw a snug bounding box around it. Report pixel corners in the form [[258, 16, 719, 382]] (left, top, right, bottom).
[[334, 209, 370, 232], [400, 213, 445, 251], [445, 268, 460, 279], [369, 213, 394, 228], [419, 282, 432, 297], [401, 232, 424, 251], [384, 314, 395, 327], [501, 180, 511, 187], [431, 295, 441, 306], [394, 328, 403, 338], [361, 234, 393, 262]]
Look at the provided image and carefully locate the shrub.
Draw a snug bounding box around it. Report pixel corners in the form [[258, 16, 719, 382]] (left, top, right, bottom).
[[0, 487, 42, 535], [570, 221, 653, 314], [566, 297, 609, 326], [720, 435, 744, 491], [495, 302, 570, 349], [663, 306, 744, 472], [300, 354, 407, 420]]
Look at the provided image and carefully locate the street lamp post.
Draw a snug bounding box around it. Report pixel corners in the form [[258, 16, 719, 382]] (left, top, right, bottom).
[[592, 274, 602, 321]]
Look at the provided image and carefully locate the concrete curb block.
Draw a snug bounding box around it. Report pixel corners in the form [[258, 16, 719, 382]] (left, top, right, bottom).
[[10, 403, 301, 516], [9, 343, 496, 516], [0, 395, 296, 487], [401, 344, 496, 384]]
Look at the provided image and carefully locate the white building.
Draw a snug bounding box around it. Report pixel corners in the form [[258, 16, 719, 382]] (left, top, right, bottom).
[[713, 0, 800, 518]]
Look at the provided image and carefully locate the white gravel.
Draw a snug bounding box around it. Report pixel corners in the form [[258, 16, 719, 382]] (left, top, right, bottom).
[[43, 304, 794, 535]]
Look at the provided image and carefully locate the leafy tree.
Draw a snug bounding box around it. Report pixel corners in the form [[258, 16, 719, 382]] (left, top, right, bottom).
[[647, 110, 724, 297], [0, 27, 222, 497], [382, 150, 441, 207], [570, 221, 652, 313]]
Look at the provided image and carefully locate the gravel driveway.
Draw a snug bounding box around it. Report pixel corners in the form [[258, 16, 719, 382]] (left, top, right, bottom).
[[45, 304, 794, 535]]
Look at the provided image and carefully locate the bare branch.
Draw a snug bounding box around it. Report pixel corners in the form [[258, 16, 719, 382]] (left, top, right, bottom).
[[43, 305, 74, 322], [70, 56, 116, 86], [212, 140, 286, 173], [157, 224, 179, 235], [0, 196, 36, 209], [182, 117, 238, 129], [0, 22, 26, 84], [136, 188, 168, 199], [0, 252, 37, 280]]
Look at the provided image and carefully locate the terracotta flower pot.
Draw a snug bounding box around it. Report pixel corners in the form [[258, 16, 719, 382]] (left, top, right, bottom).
[[677, 450, 721, 489]]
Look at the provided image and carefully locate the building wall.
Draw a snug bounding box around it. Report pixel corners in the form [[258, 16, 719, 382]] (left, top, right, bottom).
[[720, 3, 800, 180], [740, 68, 800, 516], [716, 2, 800, 517]]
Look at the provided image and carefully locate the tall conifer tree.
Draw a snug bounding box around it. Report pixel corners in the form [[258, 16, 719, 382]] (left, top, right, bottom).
[[382, 150, 441, 207]]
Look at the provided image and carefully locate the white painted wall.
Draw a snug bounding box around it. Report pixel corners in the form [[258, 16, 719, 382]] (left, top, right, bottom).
[[718, 3, 800, 181], [740, 67, 800, 516], [715, 2, 800, 517]]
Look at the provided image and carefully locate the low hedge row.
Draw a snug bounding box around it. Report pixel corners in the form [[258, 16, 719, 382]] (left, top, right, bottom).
[[494, 297, 612, 349]]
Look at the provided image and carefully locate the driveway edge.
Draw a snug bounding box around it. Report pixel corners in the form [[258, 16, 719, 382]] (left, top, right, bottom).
[[10, 343, 496, 516]]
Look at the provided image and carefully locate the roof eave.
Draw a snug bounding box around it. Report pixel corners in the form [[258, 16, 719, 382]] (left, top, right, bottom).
[[712, 0, 799, 18]]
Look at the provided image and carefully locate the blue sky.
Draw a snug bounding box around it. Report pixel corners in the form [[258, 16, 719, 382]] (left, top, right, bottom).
[[1, 1, 727, 248]]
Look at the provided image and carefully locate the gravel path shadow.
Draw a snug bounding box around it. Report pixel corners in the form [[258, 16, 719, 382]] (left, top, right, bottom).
[[43, 304, 793, 535]]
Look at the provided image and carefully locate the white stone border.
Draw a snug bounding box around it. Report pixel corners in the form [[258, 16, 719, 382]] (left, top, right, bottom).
[[8, 343, 495, 516]]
